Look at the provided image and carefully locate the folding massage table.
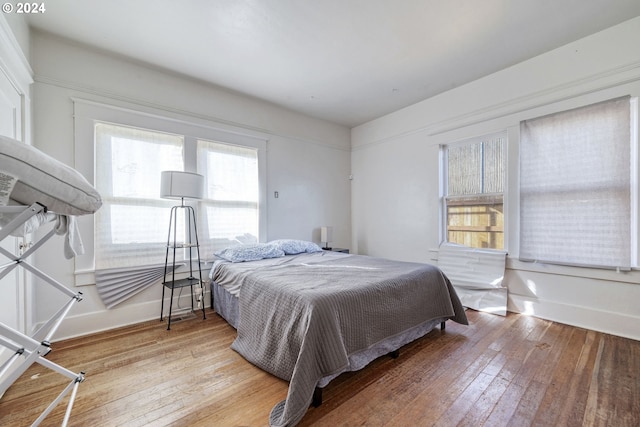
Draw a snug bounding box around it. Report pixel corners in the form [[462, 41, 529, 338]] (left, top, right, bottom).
[[0, 135, 102, 426]]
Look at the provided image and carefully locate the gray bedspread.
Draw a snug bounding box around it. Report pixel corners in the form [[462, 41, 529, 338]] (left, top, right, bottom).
[[216, 252, 468, 426]]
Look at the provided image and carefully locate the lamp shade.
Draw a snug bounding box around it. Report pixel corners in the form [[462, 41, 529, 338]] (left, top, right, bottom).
[[160, 171, 204, 200], [320, 226, 333, 243]]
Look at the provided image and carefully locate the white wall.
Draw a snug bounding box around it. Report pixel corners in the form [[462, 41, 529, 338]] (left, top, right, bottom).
[[352, 17, 640, 341], [1, 12, 29, 60], [29, 31, 351, 340]]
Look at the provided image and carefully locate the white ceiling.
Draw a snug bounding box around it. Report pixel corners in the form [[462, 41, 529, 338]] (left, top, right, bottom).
[[27, 0, 640, 128]]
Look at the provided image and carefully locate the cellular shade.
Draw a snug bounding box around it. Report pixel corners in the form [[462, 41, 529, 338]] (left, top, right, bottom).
[[95, 263, 183, 308], [519, 97, 631, 269]]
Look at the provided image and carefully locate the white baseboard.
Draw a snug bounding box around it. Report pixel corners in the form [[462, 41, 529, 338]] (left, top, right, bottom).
[[43, 290, 640, 342], [508, 294, 640, 341], [38, 291, 211, 342], [51, 300, 160, 341]]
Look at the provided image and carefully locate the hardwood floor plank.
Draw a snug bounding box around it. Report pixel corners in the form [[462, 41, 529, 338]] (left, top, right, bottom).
[[456, 375, 511, 427], [556, 330, 600, 426], [1, 309, 639, 427], [431, 371, 496, 427], [584, 333, 640, 427], [505, 321, 571, 426], [582, 335, 606, 427], [531, 327, 590, 425]]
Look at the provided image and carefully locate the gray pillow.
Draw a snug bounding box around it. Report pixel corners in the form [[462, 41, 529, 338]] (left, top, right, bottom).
[[0, 135, 102, 215]]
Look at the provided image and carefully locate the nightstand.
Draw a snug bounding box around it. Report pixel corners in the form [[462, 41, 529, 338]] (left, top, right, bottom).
[[323, 247, 349, 254]]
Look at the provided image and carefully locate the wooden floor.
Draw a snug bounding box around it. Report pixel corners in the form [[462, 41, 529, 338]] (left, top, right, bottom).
[[1, 309, 639, 426]]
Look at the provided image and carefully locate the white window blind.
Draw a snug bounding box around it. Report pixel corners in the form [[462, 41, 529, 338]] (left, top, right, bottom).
[[519, 96, 632, 269], [94, 123, 184, 269], [197, 139, 260, 258]]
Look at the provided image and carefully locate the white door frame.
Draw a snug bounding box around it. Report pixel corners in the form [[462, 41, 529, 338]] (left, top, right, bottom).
[[0, 15, 34, 335]]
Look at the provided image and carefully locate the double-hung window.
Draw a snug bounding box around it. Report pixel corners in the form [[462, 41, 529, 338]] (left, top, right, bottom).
[[94, 123, 184, 270], [519, 96, 635, 270], [197, 139, 260, 257], [94, 123, 263, 271], [441, 133, 506, 250], [74, 98, 266, 307]]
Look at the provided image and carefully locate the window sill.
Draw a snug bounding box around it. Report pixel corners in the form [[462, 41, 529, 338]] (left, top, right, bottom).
[[74, 269, 96, 287], [506, 258, 640, 285], [74, 260, 214, 288]]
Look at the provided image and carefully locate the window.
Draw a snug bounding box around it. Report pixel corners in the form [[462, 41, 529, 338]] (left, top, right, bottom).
[[197, 139, 260, 257], [519, 96, 634, 269], [94, 123, 184, 269], [442, 133, 506, 250], [73, 99, 267, 294], [94, 123, 264, 271]]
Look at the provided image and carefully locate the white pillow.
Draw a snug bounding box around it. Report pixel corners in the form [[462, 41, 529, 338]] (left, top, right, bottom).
[[0, 135, 102, 215]]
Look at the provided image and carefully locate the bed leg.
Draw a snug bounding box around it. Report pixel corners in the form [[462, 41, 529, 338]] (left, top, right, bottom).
[[312, 387, 323, 407], [441, 321, 446, 330], [389, 349, 400, 359]]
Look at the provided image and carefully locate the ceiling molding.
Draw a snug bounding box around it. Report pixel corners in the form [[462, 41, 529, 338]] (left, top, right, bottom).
[[352, 59, 640, 151], [427, 59, 640, 137]]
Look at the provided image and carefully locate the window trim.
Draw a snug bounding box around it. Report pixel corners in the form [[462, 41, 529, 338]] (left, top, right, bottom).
[[73, 98, 268, 286], [631, 97, 639, 268]]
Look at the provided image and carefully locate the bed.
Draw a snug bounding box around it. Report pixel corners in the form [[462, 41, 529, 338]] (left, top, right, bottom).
[[209, 240, 468, 427]]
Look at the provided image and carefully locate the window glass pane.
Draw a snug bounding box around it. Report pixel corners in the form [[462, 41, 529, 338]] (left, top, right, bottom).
[[202, 204, 258, 243], [447, 199, 504, 249], [447, 138, 504, 196], [482, 139, 505, 194], [109, 204, 183, 244], [448, 144, 482, 195], [96, 123, 183, 199], [199, 141, 258, 202]]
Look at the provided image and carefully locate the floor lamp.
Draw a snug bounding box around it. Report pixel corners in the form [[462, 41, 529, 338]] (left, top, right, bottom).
[[159, 171, 207, 330]]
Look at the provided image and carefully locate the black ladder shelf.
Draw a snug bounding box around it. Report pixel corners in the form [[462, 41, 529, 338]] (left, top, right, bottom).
[[160, 204, 206, 330]]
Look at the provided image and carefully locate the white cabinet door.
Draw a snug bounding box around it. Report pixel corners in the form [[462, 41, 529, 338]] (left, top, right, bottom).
[[0, 71, 25, 333]]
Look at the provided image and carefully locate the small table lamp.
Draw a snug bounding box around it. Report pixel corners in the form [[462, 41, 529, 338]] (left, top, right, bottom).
[[159, 171, 206, 330], [321, 226, 333, 250]]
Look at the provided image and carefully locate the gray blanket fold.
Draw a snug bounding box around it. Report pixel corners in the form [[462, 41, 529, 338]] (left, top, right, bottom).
[[225, 252, 468, 427]]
